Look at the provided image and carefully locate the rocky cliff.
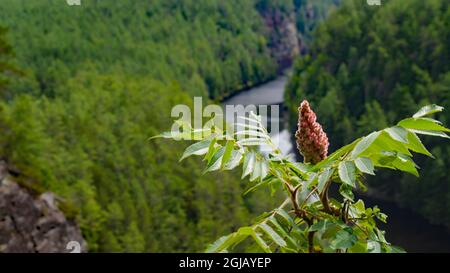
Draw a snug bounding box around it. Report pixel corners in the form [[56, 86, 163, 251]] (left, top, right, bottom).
[[260, 8, 301, 72], [0, 161, 87, 253]]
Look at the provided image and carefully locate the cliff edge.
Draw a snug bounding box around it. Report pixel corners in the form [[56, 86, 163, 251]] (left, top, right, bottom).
[[0, 161, 87, 253]]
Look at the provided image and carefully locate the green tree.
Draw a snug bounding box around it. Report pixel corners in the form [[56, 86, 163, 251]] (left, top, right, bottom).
[[156, 103, 449, 253], [286, 0, 450, 227]]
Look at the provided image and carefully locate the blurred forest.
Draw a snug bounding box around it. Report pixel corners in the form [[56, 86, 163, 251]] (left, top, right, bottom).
[[286, 0, 450, 227], [294, 0, 340, 50], [3, 0, 446, 253], [0, 0, 336, 252]]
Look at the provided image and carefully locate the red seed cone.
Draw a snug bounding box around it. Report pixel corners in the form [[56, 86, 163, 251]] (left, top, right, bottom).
[[295, 100, 329, 164]]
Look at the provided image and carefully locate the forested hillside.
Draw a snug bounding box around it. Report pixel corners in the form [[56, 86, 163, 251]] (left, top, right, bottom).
[[294, 0, 340, 51], [0, 0, 291, 252], [286, 0, 450, 227], [0, 0, 340, 252], [0, 0, 280, 100]]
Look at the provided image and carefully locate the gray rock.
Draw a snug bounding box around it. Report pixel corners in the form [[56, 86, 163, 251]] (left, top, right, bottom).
[[0, 161, 87, 253], [260, 8, 301, 71]]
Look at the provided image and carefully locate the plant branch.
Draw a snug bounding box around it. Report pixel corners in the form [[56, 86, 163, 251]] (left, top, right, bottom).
[[319, 179, 340, 216], [308, 231, 315, 253]]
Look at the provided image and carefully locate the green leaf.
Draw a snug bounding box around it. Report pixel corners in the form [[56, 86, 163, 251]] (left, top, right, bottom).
[[350, 131, 381, 159], [237, 138, 267, 146], [398, 117, 450, 132], [338, 161, 356, 187], [242, 152, 256, 179], [287, 162, 310, 178], [203, 147, 225, 174], [275, 209, 295, 227], [367, 240, 381, 253], [374, 151, 397, 168], [260, 160, 269, 181], [224, 150, 243, 170], [406, 132, 433, 157], [243, 176, 277, 195], [251, 230, 271, 253], [150, 130, 193, 140], [250, 158, 262, 182], [354, 157, 375, 175], [252, 211, 273, 223], [191, 128, 213, 140], [385, 126, 408, 143], [409, 129, 450, 139], [205, 234, 233, 253], [180, 139, 211, 161], [349, 199, 367, 218], [309, 220, 335, 232], [413, 104, 444, 118], [258, 223, 287, 247], [221, 141, 235, 168], [330, 230, 357, 250], [149, 131, 173, 140], [249, 158, 269, 183], [152, 126, 212, 141], [205, 227, 252, 253], [339, 184, 354, 201], [375, 211, 388, 223], [352, 200, 366, 215], [391, 154, 419, 177], [368, 131, 412, 156], [204, 138, 218, 163], [305, 173, 318, 189], [317, 168, 333, 193], [387, 245, 406, 253], [375, 228, 388, 244], [268, 217, 297, 249], [311, 139, 358, 171], [238, 226, 257, 236], [357, 177, 368, 192], [348, 241, 367, 253]]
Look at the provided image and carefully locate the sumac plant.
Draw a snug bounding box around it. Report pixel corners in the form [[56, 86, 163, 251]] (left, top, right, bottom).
[[153, 102, 449, 253]]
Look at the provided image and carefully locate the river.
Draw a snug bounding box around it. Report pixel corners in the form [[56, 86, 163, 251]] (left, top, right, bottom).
[[222, 76, 450, 253]]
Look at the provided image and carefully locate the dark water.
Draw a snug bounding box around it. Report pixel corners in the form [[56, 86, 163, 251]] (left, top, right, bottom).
[[222, 76, 450, 253], [363, 196, 450, 253]]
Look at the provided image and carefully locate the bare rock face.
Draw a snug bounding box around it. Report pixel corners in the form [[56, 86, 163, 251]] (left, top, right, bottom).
[[0, 161, 87, 253], [260, 8, 301, 71]]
